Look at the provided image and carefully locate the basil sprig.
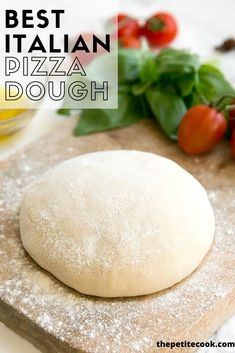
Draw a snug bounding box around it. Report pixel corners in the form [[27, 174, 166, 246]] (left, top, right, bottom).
[[59, 46, 235, 139]]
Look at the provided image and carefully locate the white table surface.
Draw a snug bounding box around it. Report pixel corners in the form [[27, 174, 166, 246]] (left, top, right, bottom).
[[0, 0, 235, 352]]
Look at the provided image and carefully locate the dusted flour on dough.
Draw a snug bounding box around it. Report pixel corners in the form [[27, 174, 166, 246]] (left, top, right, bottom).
[[19, 150, 215, 297]]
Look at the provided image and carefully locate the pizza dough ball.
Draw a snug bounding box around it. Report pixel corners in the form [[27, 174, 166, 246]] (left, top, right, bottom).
[[20, 150, 215, 297]]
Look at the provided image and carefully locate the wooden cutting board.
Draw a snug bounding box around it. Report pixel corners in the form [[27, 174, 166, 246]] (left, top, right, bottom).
[[0, 120, 235, 353]]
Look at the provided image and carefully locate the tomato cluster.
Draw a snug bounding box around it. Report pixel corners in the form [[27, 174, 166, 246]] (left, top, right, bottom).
[[178, 98, 235, 159], [114, 12, 178, 49]]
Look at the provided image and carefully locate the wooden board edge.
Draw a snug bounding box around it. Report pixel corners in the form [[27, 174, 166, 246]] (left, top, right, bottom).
[[0, 298, 84, 353]]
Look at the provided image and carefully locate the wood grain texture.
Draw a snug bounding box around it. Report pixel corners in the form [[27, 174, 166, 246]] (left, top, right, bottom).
[[0, 120, 235, 353]]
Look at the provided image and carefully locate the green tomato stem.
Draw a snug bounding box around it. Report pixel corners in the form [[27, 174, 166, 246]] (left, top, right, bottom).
[[147, 18, 165, 32], [214, 94, 235, 111]]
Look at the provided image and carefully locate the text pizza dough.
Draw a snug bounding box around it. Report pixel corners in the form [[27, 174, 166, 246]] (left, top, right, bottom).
[[20, 150, 215, 297]]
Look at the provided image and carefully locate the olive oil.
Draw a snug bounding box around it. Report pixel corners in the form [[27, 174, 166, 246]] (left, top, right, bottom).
[[0, 88, 30, 139]]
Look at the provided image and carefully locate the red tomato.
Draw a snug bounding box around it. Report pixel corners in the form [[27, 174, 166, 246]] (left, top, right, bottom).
[[119, 36, 141, 48], [231, 130, 235, 159], [229, 99, 235, 132], [143, 12, 178, 47], [178, 105, 227, 155], [115, 14, 140, 39]]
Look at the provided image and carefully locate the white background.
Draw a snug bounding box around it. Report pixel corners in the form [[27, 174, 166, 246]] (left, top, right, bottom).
[[0, 0, 235, 352]]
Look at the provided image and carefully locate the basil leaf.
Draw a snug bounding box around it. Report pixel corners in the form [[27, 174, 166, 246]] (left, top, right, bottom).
[[118, 41, 157, 85], [198, 64, 235, 104], [74, 93, 148, 136], [57, 108, 71, 116], [146, 87, 187, 140], [132, 81, 151, 96], [156, 48, 200, 76], [156, 49, 200, 98], [176, 72, 198, 97], [118, 48, 141, 84], [184, 89, 206, 108], [139, 51, 158, 85], [132, 49, 158, 95]]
